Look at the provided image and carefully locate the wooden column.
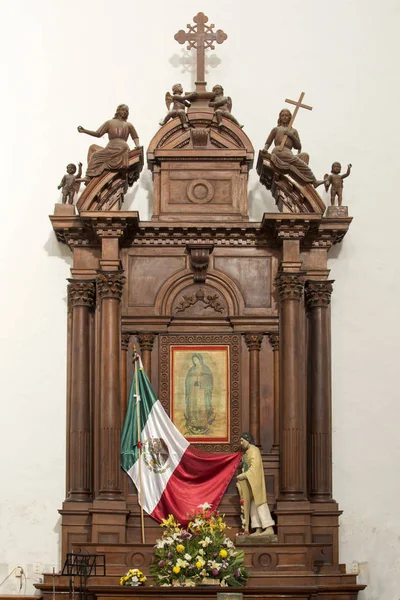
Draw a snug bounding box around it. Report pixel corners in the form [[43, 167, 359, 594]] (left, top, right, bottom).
[[67, 280, 95, 501], [244, 333, 263, 446], [305, 280, 334, 502], [137, 333, 156, 380], [96, 270, 125, 500], [275, 273, 306, 501], [267, 333, 280, 454], [120, 333, 131, 423]]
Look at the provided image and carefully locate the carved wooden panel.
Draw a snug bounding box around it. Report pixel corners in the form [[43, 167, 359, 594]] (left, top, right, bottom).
[[214, 255, 272, 308], [172, 284, 227, 316], [159, 334, 240, 451], [127, 253, 185, 307]]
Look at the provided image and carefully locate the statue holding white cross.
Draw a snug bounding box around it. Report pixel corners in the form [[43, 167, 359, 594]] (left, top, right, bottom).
[[263, 92, 323, 188]]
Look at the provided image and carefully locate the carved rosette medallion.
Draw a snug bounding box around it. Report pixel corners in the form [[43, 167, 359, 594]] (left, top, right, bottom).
[[187, 179, 215, 204], [267, 333, 279, 352], [137, 333, 156, 352], [96, 271, 125, 300], [305, 280, 334, 309], [275, 273, 304, 302], [67, 280, 95, 308], [244, 333, 263, 352], [121, 333, 131, 351]]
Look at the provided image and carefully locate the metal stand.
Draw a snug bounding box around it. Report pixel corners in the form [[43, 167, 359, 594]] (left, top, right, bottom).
[[62, 554, 106, 600]]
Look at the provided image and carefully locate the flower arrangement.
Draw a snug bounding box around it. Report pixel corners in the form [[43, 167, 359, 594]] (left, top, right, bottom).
[[150, 503, 248, 587], [119, 568, 147, 586]]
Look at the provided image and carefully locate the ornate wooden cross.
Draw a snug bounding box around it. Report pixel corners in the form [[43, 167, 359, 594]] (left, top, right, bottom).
[[174, 12, 227, 92], [278, 92, 313, 150]]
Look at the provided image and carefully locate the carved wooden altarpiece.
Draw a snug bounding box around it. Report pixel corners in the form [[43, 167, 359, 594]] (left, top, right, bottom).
[[40, 12, 365, 600]]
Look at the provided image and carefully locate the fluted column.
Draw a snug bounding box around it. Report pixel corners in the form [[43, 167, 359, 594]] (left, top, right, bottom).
[[244, 333, 263, 446], [137, 333, 156, 380], [97, 270, 125, 500], [305, 280, 334, 502], [67, 280, 95, 501], [275, 273, 306, 501], [267, 333, 280, 454], [121, 333, 131, 424]]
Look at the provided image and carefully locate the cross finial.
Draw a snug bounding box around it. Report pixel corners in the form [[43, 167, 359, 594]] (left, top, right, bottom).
[[174, 12, 227, 92]]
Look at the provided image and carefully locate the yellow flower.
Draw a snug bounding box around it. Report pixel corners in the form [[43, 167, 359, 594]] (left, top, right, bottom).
[[219, 549, 228, 558], [176, 544, 185, 553], [172, 566, 181, 574], [140, 577, 146, 582], [195, 561, 203, 569]]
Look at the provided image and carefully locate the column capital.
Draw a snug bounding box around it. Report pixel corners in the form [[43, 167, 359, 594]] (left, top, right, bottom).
[[121, 333, 131, 351], [67, 279, 95, 308], [97, 270, 125, 300], [305, 280, 334, 309], [137, 333, 156, 352], [275, 272, 304, 302], [244, 333, 263, 352], [267, 332, 279, 352]]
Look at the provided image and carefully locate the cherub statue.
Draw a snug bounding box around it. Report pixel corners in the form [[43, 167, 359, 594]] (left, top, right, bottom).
[[159, 84, 197, 130], [324, 162, 352, 206], [263, 108, 323, 187], [236, 432, 276, 538], [209, 84, 243, 128], [77, 104, 140, 179], [57, 162, 83, 204]]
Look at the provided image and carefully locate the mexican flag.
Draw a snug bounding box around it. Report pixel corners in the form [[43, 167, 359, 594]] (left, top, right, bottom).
[[121, 357, 241, 524]]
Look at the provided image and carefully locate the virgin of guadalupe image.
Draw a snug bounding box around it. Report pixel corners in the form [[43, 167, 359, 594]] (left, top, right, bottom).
[[184, 354, 215, 435]]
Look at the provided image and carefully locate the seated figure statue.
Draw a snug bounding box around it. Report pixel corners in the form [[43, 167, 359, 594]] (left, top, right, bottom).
[[237, 432, 276, 538], [263, 108, 322, 187], [77, 104, 140, 179]]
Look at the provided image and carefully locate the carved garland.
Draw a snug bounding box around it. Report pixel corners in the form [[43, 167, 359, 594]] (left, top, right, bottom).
[[175, 288, 224, 314], [159, 334, 241, 452]]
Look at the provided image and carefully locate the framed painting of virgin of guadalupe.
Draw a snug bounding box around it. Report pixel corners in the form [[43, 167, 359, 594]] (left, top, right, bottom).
[[159, 334, 241, 449], [171, 345, 230, 443]]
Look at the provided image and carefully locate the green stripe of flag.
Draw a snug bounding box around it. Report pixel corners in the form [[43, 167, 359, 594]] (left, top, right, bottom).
[[120, 363, 158, 472]]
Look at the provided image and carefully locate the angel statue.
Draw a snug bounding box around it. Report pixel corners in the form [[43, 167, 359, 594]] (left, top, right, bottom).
[[209, 84, 243, 128], [57, 162, 83, 204], [159, 83, 197, 130]]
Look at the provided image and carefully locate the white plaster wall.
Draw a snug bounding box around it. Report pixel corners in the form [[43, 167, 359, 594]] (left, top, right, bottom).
[[0, 0, 399, 598]]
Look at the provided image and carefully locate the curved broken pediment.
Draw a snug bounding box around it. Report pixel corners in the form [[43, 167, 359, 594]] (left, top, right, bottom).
[[76, 147, 144, 212], [257, 150, 326, 214]]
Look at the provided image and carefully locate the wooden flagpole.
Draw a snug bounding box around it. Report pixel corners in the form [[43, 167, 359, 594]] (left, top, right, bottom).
[[133, 345, 146, 543]]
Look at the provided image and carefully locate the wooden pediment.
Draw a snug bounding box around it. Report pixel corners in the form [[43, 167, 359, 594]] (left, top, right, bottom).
[[147, 110, 254, 170], [257, 150, 326, 214], [76, 147, 144, 212]]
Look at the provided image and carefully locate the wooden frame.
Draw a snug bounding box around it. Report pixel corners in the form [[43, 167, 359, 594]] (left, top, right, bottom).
[[159, 334, 241, 451]]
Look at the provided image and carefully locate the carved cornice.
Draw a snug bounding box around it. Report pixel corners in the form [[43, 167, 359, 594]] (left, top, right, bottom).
[[187, 244, 213, 283], [244, 333, 263, 351], [275, 273, 304, 302], [67, 280, 95, 308], [137, 333, 156, 352], [121, 333, 131, 351], [305, 280, 334, 309], [96, 270, 125, 300], [267, 333, 279, 352]]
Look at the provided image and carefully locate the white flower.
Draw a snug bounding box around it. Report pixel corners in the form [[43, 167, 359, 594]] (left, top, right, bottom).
[[156, 539, 168, 549], [200, 568, 207, 577], [172, 532, 181, 541], [199, 536, 212, 547], [196, 556, 205, 566], [176, 558, 189, 568], [223, 538, 234, 548], [184, 553, 192, 561], [198, 549, 205, 556], [208, 560, 221, 570], [198, 502, 212, 510], [220, 579, 228, 587], [192, 518, 204, 528]]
